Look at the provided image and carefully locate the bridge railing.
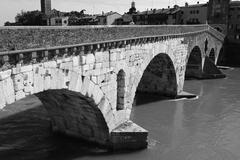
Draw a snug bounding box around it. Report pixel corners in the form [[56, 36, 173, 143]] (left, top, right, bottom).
[[207, 25, 225, 42], [0, 25, 213, 70]]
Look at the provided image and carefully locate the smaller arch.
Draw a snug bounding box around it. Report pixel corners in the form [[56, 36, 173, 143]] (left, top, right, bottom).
[[209, 48, 215, 63], [136, 53, 178, 98], [116, 69, 126, 111], [185, 46, 202, 79]]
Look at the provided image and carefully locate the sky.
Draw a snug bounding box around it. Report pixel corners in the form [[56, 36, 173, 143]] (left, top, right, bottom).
[[0, 0, 209, 26]]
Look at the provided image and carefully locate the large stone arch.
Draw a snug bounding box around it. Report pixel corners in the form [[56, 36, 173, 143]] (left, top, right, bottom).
[[125, 52, 178, 118], [0, 59, 118, 145], [136, 53, 178, 97]]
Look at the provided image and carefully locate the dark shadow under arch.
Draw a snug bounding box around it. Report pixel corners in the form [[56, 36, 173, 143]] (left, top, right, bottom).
[[36, 89, 109, 145], [185, 46, 202, 79], [134, 53, 177, 105], [116, 70, 126, 111], [217, 47, 224, 66], [209, 48, 215, 63]]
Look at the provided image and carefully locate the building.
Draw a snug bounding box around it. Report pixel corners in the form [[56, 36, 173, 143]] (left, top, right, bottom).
[[41, 0, 51, 16], [115, 2, 137, 25], [115, 14, 134, 25], [181, 2, 208, 24], [228, 1, 240, 43], [69, 15, 98, 25], [132, 7, 182, 25], [208, 0, 230, 34], [97, 12, 122, 25], [50, 17, 69, 26], [166, 5, 182, 24]]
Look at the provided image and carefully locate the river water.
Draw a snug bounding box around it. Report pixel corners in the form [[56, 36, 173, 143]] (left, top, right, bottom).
[[0, 68, 240, 160]]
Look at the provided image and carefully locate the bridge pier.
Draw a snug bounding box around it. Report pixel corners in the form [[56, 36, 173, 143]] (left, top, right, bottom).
[[110, 121, 148, 150]]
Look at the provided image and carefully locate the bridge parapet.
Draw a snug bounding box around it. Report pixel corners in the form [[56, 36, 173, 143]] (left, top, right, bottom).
[[0, 25, 211, 71], [207, 25, 225, 42]]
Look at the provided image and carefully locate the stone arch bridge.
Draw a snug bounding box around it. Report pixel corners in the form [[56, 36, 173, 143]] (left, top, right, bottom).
[[0, 25, 225, 150]]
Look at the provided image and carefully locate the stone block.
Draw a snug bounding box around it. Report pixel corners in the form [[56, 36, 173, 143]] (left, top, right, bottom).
[[33, 74, 44, 93], [110, 61, 117, 68], [23, 71, 33, 87], [87, 80, 95, 98], [95, 63, 102, 69], [81, 77, 90, 96], [110, 52, 117, 62], [102, 51, 110, 62], [98, 98, 110, 116], [60, 62, 73, 70], [89, 64, 94, 70], [69, 74, 82, 92], [0, 81, 6, 109], [44, 76, 51, 90], [62, 57, 72, 63], [12, 64, 21, 75], [91, 76, 98, 84], [13, 74, 24, 91], [0, 70, 12, 80], [86, 54, 95, 64], [102, 62, 110, 68], [80, 55, 86, 65], [56, 70, 65, 89], [15, 90, 25, 101], [2, 78, 15, 104], [72, 56, 80, 67], [92, 85, 104, 105], [24, 85, 34, 94], [21, 65, 33, 73], [49, 68, 58, 89], [95, 51, 103, 63], [82, 64, 89, 71], [44, 61, 57, 68]]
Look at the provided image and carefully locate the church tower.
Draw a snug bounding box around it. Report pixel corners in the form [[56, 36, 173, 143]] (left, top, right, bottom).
[[128, 1, 137, 14], [207, 0, 230, 34], [41, 0, 52, 16]]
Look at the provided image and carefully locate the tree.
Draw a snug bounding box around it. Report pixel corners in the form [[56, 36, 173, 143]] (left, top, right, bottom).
[[14, 10, 44, 26]]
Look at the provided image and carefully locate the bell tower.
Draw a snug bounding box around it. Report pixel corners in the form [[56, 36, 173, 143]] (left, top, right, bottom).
[[41, 0, 52, 16], [128, 1, 137, 14]]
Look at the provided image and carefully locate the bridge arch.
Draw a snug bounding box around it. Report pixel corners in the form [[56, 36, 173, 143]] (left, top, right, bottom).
[[131, 53, 177, 107], [185, 46, 202, 79], [0, 63, 116, 145]]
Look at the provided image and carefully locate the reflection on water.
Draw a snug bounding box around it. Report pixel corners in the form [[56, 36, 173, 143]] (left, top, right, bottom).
[[1, 68, 240, 160]]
